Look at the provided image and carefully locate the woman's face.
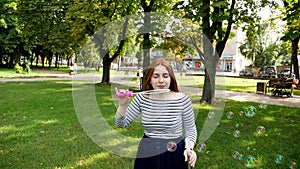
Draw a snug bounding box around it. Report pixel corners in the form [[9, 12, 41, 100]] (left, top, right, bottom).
[[150, 65, 171, 90]]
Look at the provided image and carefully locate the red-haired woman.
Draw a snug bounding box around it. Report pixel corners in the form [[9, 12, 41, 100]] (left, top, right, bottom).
[[115, 58, 197, 169]]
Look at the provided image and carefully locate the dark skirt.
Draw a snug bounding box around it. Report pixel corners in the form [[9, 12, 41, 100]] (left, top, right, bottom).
[[134, 134, 188, 169]]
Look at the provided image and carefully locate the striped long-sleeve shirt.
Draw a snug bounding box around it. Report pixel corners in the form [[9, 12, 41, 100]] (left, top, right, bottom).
[[115, 93, 197, 143]]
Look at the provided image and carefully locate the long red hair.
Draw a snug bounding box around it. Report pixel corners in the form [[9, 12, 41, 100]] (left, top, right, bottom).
[[143, 58, 179, 92]]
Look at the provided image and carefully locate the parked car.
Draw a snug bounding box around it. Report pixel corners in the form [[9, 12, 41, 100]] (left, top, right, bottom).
[[258, 66, 277, 78], [277, 68, 291, 78], [239, 69, 254, 77]]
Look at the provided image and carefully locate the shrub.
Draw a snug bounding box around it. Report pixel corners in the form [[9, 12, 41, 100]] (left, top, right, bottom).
[[14, 63, 23, 73]]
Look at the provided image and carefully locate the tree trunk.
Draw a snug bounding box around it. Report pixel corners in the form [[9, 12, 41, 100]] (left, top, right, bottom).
[[200, 46, 218, 103], [101, 53, 111, 84], [291, 37, 299, 79], [200, 0, 235, 103], [201, 69, 214, 103], [140, 0, 154, 89], [8, 54, 14, 68], [54, 53, 59, 68]]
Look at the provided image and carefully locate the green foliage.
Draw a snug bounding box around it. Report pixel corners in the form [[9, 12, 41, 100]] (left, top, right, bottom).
[[280, 0, 300, 42], [13, 63, 23, 73], [24, 63, 31, 73], [13, 63, 31, 73], [239, 20, 288, 67]]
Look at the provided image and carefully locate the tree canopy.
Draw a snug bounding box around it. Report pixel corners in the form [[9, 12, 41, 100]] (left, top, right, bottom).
[[0, 0, 299, 102]]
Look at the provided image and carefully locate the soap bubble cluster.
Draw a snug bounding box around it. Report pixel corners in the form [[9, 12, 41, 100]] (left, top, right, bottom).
[[224, 104, 296, 168]]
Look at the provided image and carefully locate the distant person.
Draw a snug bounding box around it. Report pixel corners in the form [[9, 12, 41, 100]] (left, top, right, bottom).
[[291, 74, 299, 97], [277, 73, 288, 85], [73, 63, 77, 75], [115, 58, 197, 169], [70, 63, 77, 76]]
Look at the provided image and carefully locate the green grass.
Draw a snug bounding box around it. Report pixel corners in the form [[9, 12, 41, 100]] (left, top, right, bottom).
[[1, 66, 299, 95], [0, 81, 299, 168], [176, 75, 268, 92], [176, 75, 300, 95], [0, 67, 51, 78]]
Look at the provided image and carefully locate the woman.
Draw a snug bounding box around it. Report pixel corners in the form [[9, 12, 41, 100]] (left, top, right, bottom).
[[291, 74, 299, 97], [115, 58, 197, 169]]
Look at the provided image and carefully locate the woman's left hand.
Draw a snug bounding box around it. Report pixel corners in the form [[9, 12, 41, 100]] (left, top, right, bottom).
[[184, 149, 197, 167]]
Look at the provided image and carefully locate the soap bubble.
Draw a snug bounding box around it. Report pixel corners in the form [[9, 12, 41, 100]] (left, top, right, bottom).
[[232, 151, 239, 159], [256, 126, 265, 135], [275, 154, 284, 164], [238, 154, 243, 160], [239, 111, 244, 116], [258, 100, 267, 109], [226, 111, 234, 119], [166, 141, 177, 152], [258, 103, 267, 109], [197, 143, 206, 153], [289, 162, 296, 168], [245, 106, 256, 118], [245, 155, 257, 168], [233, 130, 241, 137], [208, 112, 215, 119]]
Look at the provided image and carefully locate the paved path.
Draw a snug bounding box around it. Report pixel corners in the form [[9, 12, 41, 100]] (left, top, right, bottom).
[[1, 73, 299, 108]]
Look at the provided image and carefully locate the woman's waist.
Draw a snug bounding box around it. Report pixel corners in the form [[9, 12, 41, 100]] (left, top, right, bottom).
[[143, 133, 183, 143], [144, 133, 182, 140]]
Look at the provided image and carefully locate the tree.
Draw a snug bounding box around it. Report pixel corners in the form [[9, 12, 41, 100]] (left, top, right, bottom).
[[97, 0, 176, 84], [16, 0, 77, 68], [173, 0, 274, 103], [173, 0, 235, 103], [281, 0, 299, 79], [157, 37, 195, 60], [239, 20, 288, 68], [0, 0, 21, 68]]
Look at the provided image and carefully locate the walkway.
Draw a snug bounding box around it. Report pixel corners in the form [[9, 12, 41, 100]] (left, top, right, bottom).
[[1, 73, 299, 108]]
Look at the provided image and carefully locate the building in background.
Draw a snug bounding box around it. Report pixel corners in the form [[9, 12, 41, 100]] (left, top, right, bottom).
[[218, 28, 252, 72]]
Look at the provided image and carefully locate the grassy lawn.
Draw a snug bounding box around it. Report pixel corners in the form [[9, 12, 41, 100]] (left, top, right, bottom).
[[1, 66, 299, 95], [0, 67, 53, 78], [177, 75, 300, 95], [0, 67, 124, 78], [1, 81, 299, 168]]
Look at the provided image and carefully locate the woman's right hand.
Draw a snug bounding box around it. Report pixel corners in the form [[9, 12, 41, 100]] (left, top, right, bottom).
[[115, 87, 130, 106]]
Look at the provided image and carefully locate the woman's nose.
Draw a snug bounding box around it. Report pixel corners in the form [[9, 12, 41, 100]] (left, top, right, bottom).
[[158, 76, 164, 82]]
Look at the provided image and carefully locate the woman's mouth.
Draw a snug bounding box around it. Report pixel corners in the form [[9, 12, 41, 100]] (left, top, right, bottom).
[[157, 85, 165, 89]]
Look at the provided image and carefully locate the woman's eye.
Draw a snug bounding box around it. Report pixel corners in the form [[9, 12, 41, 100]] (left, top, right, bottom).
[[163, 75, 169, 78]]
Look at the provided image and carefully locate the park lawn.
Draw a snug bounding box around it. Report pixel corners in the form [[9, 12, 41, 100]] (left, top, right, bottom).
[[0, 81, 299, 169], [1, 67, 299, 95], [0, 67, 126, 78], [176, 75, 300, 95], [177, 75, 269, 92], [0, 67, 51, 78]]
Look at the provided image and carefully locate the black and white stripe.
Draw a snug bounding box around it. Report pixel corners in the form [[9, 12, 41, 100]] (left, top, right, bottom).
[[116, 93, 197, 143]]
